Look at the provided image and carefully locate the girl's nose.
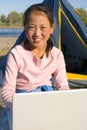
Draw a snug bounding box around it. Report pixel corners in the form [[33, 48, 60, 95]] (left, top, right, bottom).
[[34, 28, 41, 36]]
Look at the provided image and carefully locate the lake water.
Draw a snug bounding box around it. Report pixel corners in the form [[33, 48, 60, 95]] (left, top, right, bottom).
[[0, 28, 24, 37]]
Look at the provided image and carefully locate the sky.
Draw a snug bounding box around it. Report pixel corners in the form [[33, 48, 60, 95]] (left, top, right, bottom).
[[0, 0, 87, 16]]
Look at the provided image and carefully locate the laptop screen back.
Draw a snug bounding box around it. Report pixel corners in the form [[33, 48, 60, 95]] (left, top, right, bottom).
[[13, 89, 87, 130]]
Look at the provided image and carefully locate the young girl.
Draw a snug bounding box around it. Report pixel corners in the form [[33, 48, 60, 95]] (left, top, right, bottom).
[[1, 3, 69, 130]]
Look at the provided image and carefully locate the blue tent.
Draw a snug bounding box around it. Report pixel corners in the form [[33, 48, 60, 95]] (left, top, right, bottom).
[[0, 0, 87, 88]]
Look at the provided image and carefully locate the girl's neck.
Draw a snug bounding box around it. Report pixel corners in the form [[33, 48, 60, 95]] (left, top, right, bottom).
[[24, 41, 47, 58], [31, 45, 47, 59]]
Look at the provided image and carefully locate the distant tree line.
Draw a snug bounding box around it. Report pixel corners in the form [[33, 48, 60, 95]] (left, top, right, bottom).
[[0, 8, 87, 27], [0, 11, 23, 27]]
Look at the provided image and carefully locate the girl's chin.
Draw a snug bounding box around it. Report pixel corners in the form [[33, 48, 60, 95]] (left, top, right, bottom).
[[33, 40, 42, 43], [32, 41, 43, 46]]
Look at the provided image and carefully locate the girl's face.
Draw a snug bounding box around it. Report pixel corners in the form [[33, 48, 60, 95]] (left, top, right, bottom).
[[25, 11, 55, 48]]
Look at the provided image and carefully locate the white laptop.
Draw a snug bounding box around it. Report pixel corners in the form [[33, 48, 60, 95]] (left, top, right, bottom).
[[13, 89, 87, 130]]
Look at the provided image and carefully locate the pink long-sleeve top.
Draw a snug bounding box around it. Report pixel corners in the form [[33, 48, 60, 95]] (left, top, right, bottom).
[[1, 42, 69, 109]]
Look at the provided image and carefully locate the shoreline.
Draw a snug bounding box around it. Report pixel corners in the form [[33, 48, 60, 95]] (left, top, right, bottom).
[[0, 25, 23, 28]]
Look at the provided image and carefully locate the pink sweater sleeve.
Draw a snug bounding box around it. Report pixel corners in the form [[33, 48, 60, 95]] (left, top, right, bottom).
[[1, 52, 19, 110], [53, 50, 69, 90]]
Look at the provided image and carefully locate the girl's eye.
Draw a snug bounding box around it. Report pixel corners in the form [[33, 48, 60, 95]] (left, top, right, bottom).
[[27, 26, 35, 30], [40, 26, 47, 30]]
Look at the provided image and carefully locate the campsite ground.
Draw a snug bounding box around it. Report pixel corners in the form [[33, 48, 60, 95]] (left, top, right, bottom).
[[0, 36, 18, 57]]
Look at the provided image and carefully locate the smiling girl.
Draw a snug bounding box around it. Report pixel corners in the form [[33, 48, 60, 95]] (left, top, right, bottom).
[[1, 3, 69, 130]]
